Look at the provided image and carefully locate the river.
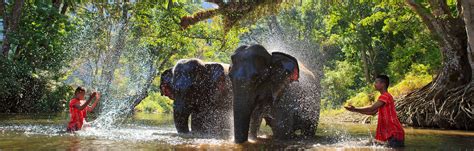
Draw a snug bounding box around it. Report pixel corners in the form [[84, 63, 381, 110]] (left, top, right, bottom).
[[1, 113, 473, 150]]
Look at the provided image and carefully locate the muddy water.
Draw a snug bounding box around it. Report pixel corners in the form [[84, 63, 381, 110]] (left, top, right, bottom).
[[0, 113, 473, 150]]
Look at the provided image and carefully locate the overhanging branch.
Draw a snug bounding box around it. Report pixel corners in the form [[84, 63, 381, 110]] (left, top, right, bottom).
[[405, 0, 450, 46], [429, 0, 452, 17]]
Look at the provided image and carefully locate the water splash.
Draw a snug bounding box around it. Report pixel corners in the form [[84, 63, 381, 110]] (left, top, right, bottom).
[[0, 113, 400, 150], [239, 14, 324, 139], [65, 7, 156, 128]]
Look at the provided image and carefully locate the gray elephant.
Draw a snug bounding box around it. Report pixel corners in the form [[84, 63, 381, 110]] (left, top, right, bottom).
[[229, 44, 319, 143], [160, 59, 232, 138]]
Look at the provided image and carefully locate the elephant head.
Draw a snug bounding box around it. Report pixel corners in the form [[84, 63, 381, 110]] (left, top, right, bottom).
[[159, 59, 228, 134], [229, 45, 299, 143], [160, 69, 174, 100]]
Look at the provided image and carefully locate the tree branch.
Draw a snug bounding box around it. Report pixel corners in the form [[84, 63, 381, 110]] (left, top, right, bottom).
[[205, 0, 224, 5], [405, 0, 448, 45], [60, 1, 69, 14], [429, 0, 452, 17], [52, 0, 61, 9], [406, 0, 437, 34], [181, 33, 224, 42], [132, 50, 176, 108], [180, 9, 218, 30], [457, 0, 463, 17]]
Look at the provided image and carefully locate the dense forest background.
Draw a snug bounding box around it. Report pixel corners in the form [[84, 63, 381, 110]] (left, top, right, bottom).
[[0, 0, 442, 112], [1, 0, 472, 130]]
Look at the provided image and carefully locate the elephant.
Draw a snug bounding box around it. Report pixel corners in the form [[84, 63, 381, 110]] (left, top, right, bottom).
[[271, 68, 320, 140], [229, 44, 319, 143], [159, 58, 233, 138]]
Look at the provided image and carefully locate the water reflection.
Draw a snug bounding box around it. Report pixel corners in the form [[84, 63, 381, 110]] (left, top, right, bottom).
[[0, 113, 474, 150]]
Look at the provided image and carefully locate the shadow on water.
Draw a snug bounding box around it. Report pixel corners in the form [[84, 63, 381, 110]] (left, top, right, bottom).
[[1, 113, 474, 150]]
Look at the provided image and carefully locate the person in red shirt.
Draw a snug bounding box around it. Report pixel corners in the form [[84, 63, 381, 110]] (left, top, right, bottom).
[[345, 75, 405, 148], [67, 86, 101, 132]]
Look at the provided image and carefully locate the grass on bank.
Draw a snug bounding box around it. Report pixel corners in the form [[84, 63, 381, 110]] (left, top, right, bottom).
[[135, 92, 173, 114]]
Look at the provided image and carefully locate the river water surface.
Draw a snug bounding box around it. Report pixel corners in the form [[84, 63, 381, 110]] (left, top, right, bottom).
[[1, 113, 474, 150]]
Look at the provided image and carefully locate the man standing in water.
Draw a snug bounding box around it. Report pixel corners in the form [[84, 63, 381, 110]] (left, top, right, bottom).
[[67, 86, 101, 132], [345, 75, 405, 148]]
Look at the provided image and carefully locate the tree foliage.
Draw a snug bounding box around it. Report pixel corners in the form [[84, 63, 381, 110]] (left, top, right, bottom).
[[0, 1, 243, 113], [1, 0, 472, 131], [0, 2, 75, 113]]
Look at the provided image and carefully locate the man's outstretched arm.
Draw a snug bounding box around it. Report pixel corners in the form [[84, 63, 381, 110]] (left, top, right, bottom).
[[345, 101, 385, 115]]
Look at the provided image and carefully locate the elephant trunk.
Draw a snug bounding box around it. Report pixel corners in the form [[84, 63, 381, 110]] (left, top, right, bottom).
[[173, 98, 190, 133], [233, 90, 253, 143]]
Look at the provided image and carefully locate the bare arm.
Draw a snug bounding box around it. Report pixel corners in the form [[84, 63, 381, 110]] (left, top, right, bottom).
[[73, 92, 96, 110], [89, 93, 100, 112], [345, 101, 385, 115]]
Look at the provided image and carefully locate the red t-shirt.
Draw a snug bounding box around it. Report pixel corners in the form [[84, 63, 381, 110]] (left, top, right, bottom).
[[67, 98, 90, 131], [375, 92, 405, 141]]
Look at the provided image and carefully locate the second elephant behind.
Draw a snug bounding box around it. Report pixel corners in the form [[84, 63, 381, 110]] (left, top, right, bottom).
[[160, 59, 232, 138]]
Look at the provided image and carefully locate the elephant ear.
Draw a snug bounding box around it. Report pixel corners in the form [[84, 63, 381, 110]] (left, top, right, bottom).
[[160, 68, 174, 99], [271, 52, 299, 82], [205, 63, 226, 90]]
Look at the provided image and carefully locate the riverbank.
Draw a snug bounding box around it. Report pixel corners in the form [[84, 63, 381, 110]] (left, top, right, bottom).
[[320, 109, 377, 124]]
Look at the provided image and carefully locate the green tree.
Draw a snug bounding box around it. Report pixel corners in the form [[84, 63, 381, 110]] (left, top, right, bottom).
[[321, 61, 359, 108], [0, 2, 75, 113], [396, 0, 474, 130], [64, 2, 243, 114]]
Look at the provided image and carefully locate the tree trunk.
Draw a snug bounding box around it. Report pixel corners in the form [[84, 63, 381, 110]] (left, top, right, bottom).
[[131, 49, 175, 109], [461, 0, 474, 78], [0, 0, 6, 56], [2, 0, 25, 57], [360, 47, 372, 84], [60, 2, 68, 14], [396, 0, 474, 130], [100, 4, 129, 95]]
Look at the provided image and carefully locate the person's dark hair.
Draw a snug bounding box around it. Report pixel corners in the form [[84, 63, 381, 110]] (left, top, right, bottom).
[[376, 75, 390, 89], [75, 86, 86, 94]]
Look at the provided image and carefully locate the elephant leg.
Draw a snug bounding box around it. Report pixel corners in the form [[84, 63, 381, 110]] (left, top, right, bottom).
[[301, 122, 316, 138], [217, 108, 233, 139], [300, 104, 318, 138], [205, 107, 223, 136], [222, 95, 234, 138], [272, 106, 295, 140], [300, 113, 318, 138], [249, 105, 264, 140], [173, 102, 191, 133], [191, 109, 207, 134]]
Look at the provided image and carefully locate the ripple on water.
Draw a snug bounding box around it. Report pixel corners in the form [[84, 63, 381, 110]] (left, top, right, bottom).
[[0, 124, 234, 146], [0, 113, 391, 150], [0, 125, 67, 136]]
